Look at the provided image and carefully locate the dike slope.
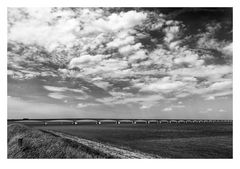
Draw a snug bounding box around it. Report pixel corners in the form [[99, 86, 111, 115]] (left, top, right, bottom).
[[8, 123, 158, 159]]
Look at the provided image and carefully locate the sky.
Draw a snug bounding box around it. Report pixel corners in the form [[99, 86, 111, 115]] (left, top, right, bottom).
[[7, 8, 232, 119]]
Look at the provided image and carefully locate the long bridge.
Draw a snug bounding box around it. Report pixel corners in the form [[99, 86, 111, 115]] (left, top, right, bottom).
[[7, 118, 233, 125]]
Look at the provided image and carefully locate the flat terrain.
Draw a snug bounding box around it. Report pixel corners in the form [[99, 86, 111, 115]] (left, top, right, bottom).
[[8, 123, 112, 158], [35, 122, 232, 158]]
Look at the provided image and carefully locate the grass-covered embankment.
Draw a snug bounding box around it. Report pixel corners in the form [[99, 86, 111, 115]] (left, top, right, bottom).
[[8, 123, 113, 158]]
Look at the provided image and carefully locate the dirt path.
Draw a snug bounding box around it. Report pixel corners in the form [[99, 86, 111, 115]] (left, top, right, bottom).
[[44, 130, 161, 159]]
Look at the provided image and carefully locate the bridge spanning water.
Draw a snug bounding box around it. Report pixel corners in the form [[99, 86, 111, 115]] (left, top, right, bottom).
[[8, 118, 232, 125]]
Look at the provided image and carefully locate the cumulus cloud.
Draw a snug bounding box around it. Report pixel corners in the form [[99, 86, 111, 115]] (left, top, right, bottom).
[[209, 80, 232, 91], [107, 35, 135, 48], [128, 50, 148, 63], [164, 25, 180, 43], [118, 43, 142, 55], [174, 52, 204, 67], [169, 40, 181, 50], [182, 77, 198, 82], [8, 8, 78, 51], [221, 43, 232, 56], [87, 11, 147, 33], [69, 54, 109, 69], [163, 107, 173, 111], [140, 78, 185, 93]]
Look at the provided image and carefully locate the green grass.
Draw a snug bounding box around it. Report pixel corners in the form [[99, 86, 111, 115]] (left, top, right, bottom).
[[8, 123, 114, 158], [36, 123, 232, 158]]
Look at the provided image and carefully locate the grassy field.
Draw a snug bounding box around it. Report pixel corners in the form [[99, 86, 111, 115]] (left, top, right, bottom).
[[35, 123, 232, 158], [8, 123, 115, 158]]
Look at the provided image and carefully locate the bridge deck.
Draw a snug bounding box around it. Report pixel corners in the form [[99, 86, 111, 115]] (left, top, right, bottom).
[[8, 118, 232, 124]]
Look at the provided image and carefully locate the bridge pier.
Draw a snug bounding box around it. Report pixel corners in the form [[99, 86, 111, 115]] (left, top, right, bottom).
[[96, 121, 101, 125]]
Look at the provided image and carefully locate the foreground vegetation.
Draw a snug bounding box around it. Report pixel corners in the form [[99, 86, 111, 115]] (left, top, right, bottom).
[[8, 123, 115, 158]]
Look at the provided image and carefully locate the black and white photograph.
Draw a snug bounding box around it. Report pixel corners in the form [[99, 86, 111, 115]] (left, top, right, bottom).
[[7, 7, 233, 159]]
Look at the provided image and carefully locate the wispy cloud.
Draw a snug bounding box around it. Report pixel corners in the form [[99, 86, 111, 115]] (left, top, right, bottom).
[[48, 92, 67, 100]]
